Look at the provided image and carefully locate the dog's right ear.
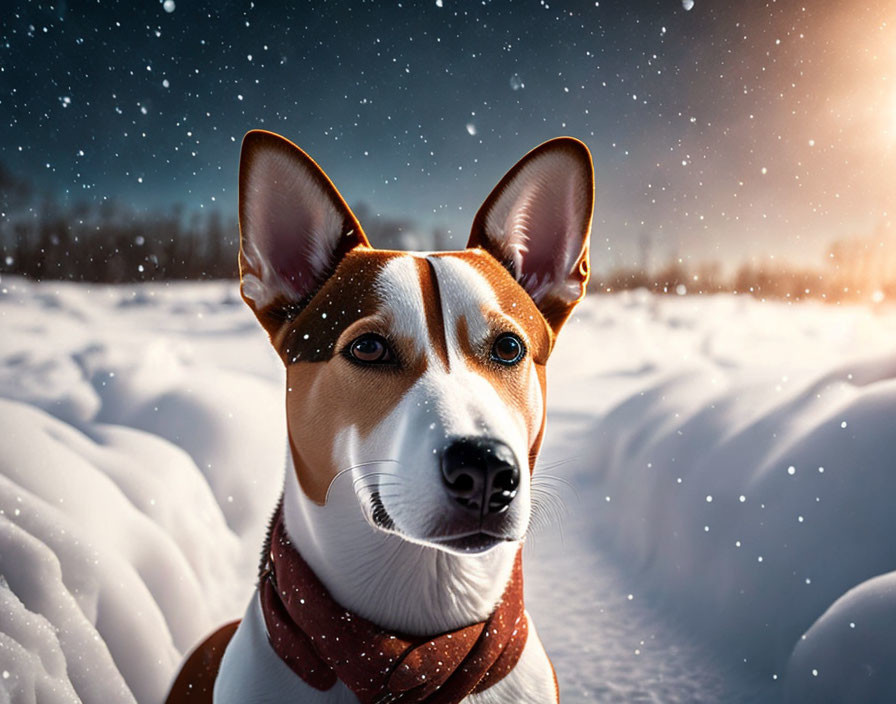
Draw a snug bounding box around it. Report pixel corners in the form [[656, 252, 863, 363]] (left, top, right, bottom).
[[238, 130, 370, 333]]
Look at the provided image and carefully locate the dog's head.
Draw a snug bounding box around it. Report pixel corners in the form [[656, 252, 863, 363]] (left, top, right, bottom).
[[239, 130, 592, 556]]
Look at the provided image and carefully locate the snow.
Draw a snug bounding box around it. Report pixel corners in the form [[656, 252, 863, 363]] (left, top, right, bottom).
[[0, 278, 282, 703], [1, 278, 896, 702], [785, 572, 896, 701]]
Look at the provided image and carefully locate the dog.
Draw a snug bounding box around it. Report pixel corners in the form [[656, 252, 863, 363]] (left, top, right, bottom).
[[165, 129, 593, 703]]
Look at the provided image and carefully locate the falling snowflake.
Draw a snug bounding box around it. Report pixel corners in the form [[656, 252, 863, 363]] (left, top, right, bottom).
[[466, 123, 477, 136], [682, 0, 695, 10]]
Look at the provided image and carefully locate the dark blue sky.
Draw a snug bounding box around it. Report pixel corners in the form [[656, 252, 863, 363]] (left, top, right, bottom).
[[2, 0, 895, 270]]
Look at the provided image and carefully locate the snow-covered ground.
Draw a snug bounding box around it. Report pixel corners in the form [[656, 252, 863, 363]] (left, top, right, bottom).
[[1, 276, 895, 703]]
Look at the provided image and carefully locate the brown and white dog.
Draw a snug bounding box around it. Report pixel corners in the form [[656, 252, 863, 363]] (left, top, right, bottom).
[[165, 130, 593, 704]]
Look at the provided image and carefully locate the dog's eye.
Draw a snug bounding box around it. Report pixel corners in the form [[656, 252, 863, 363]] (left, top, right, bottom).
[[491, 333, 526, 366], [348, 334, 395, 365]]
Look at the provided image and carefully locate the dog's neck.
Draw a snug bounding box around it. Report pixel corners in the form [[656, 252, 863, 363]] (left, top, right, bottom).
[[278, 450, 520, 636]]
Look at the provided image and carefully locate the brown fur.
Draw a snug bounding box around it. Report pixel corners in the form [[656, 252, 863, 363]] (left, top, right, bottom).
[[164, 621, 239, 704], [277, 248, 558, 505], [415, 257, 451, 370]]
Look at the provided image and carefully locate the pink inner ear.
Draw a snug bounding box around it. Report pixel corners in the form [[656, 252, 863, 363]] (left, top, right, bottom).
[[240, 144, 349, 307], [484, 149, 591, 304]]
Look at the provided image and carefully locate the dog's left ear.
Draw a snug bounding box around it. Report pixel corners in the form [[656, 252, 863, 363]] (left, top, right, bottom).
[[468, 137, 594, 334], [238, 130, 370, 333]]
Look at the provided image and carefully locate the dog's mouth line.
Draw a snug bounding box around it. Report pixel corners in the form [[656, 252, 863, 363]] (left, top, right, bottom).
[[427, 532, 515, 554], [428, 530, 514, 543], [368, 491, 518, 553]]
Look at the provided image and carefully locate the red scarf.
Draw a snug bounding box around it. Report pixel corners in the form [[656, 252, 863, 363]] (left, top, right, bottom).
[[259, 508, 528, 703]]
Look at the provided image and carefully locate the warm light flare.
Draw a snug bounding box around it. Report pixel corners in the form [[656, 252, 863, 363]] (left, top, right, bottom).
[[889, 88, 896, 146]]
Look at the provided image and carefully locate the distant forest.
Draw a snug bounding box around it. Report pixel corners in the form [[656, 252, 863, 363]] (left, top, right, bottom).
[[2, 164, 895, 304], [0, 163, 445, 282]]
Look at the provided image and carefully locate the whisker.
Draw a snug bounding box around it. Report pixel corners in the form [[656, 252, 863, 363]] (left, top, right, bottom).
[[352, 471, 403, 486], [532, 472, 577, 495], [527, 471, 577, 540], [530, 455, 580, 470], [325, 460, 401, 504], [331, 459, 400, 483]]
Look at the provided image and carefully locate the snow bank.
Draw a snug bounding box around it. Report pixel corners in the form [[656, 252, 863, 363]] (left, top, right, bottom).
[[1, 278, 895, 702], [548, 291, 896, 695], [0, 278, 282, 703], [785, 571, 896, 702]]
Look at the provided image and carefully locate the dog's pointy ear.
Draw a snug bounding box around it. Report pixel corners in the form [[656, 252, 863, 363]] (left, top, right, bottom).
[[238, 130, 370, 333], [468, 137, 593, 334]]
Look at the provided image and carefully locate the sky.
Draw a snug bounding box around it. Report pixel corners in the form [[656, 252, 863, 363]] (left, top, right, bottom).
[[2, 0, 896, 271]]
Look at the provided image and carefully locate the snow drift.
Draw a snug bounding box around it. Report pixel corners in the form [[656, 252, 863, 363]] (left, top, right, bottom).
[[555, 293, 896, 692], [1, 277, 895, 703]]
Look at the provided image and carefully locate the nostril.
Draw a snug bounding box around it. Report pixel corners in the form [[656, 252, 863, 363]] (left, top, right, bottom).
[[444, 470, 482, 511], [449, 472, 476, 495], [487, 466, 519, 514], [493, 466, 519, 492]]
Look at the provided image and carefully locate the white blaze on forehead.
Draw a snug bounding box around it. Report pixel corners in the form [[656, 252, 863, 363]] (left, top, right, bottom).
[[426, 255, 501, 358], [373, 256, 429, 359]]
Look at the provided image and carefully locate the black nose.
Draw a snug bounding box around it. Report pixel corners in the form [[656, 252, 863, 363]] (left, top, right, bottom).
[[441, 438, 520, 515]]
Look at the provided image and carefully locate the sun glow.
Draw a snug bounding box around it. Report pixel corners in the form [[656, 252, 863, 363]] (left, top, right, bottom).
[[889, 88, 896, 147]]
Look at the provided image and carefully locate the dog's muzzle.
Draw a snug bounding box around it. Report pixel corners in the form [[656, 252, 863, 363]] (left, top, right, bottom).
[[440, 437, 520, 516]]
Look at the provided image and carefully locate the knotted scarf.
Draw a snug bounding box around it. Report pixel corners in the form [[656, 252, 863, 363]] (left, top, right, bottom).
[[259, 508, 528, 703]]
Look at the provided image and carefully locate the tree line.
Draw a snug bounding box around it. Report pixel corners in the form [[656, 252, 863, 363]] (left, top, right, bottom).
[[594, 231, 896, 304], [0, 164, 449, 283], [2, 164, 894, 302]]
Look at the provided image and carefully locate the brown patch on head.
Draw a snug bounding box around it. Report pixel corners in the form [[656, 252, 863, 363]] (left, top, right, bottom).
[[270, 249, 399, 364], [285, 353, 427, 504], [272, 249, 432, 505]]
